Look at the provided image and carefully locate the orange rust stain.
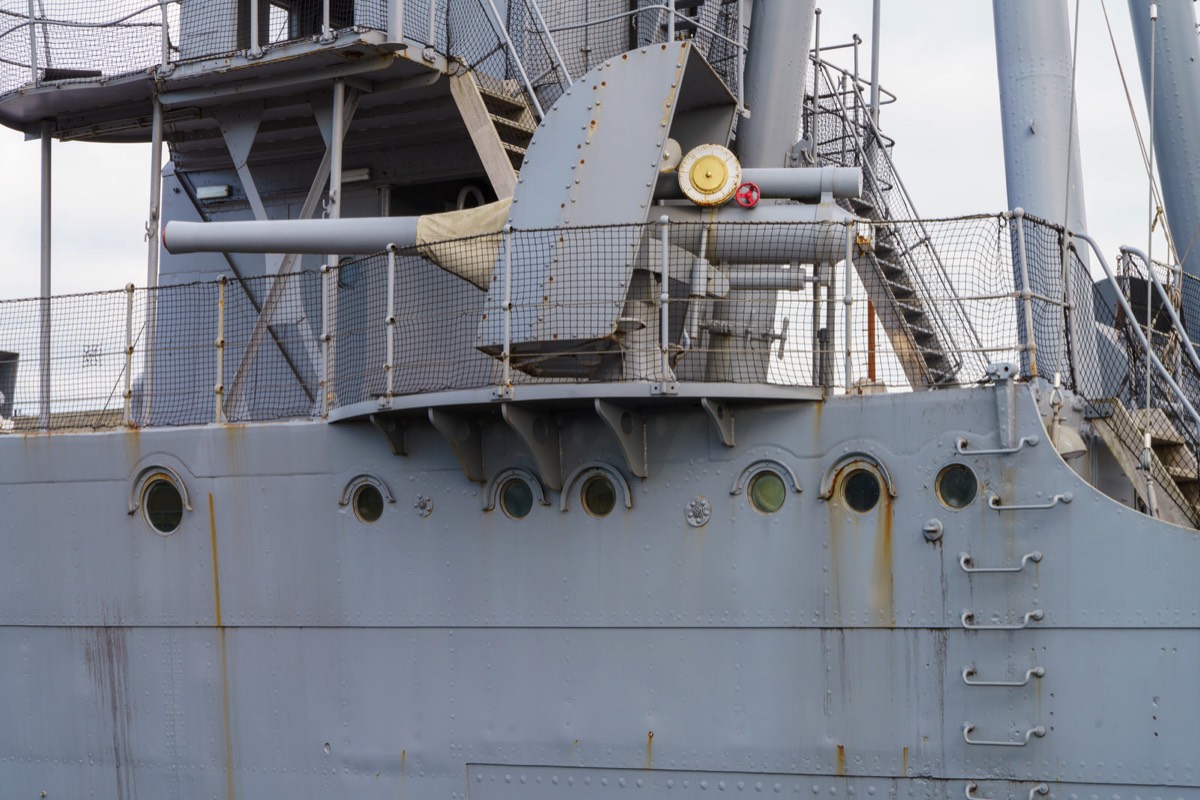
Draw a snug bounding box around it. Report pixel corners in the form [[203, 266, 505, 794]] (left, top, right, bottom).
[[210, 494, 235, 800], [123, 426, 141, 468], [827, 498, 842, 618], [836, 744, 845, 775], [902, 746, 908, 775], [872, 495, 895, 626], [645, 730, 654, 769]]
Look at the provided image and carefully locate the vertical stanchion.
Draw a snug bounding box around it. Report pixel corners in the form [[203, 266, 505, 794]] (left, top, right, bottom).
[[499, 225, 514, 398], [428, 0, 438, 48], [385, 245, 397, 402], [1013, 208, 1039, 379], [249, 0, 260, 54], [215, 276, 226, 424], [322, 0, 333, 41], [38, 120, 51, 430], [389, 0, 404, 42], [324, 80, 345, 413], [659, 216, 671, 381], [843, 222, 854, 392], [143, 95, 163, 425], [321, 264, 332, 416], [26, 0, 37, 84], [123, 283, 135, 427], [667, 0, 676, 40], [159, 0, 171, 67]]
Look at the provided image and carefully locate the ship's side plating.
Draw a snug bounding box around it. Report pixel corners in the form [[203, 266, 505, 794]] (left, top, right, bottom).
[[1, 1, 1199, 798]]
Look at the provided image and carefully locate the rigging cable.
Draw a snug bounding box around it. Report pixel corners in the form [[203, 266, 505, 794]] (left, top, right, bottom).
[[1060, 0, 1082, 390]]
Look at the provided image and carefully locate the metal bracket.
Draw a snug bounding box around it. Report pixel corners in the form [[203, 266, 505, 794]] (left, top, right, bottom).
[[962, 722, 1046, 747], [962, 666, 1045, 687], [955, 434, 1038, 456], [594, 400, 647, 479], [428, 408, 485, 483], [959, 550, 1042, 573], [961, 609, 1043, 631], [502, 404, 562, 490], [370, 413, 406, 456], [701, 398, 735, 447], [987, 492, 1071, 511]]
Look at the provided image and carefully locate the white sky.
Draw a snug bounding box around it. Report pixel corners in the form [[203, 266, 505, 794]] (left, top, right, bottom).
[[0, 1, 1161, 301]]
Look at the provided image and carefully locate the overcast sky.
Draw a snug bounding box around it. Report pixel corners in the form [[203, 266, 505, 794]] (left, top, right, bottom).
[[0, 1, 1161, 301]]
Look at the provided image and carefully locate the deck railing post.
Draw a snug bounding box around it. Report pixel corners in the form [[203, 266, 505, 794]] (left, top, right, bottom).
[[1013, 208, 1039, 379], [499, 225, 514, 398], [215, 276, 226, 424], [26, 0, 38, 84], [321, 264, 332, 416], [385, 244, 397, 402], [389, 0, 404, 41], [249, 0, 261, 55], [321, 0, 334, 42], [844, 221, 854, 391], [38, 120, 51, 430], [659, 216, 671, 381], [123, 283, 135, 426]]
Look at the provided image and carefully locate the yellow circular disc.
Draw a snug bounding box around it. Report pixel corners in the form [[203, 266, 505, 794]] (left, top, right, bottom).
[[677, 144, 741, 207], [690, 155, 729, 193]]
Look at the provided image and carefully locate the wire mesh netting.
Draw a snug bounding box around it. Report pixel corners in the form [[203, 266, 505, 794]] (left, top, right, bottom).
[[0, 0, 169, 94], [0, 214, 1097, 433]]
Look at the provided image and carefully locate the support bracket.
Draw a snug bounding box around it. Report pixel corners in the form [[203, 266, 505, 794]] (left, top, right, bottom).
[[428, 408, 485, 482], [370, 413, 407, 456], [594, 399, 648, 478], [501, 404, 562, 490], [701, 398, 735, 446]]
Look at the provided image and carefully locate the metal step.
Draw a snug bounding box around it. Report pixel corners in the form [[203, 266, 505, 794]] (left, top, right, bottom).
[[489, 113, 536, 142]]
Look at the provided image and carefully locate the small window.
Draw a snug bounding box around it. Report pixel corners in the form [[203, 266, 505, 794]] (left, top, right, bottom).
[[748, 471, 786, 514], [143, 477, 183, 534], [842, 469, 881, 513], [500, 477, 534, 519], [936, 464, 978, 509], [582, 475, 617, 517], [353, 483, 385, 523]]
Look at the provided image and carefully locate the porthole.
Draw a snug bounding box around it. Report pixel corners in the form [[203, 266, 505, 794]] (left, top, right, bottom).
[[352, 483, 385, 523], [142, 476, 183, 534], [842, 469, 881, 513], [936, 463, 978, 509], [748, 471, 787, 514], [500, 477, 534, 519], [581, 475, 617, 517]]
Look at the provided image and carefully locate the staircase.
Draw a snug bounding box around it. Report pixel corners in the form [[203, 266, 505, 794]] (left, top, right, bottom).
[[1091, 403, 1200, 527], [851, 197, 961, 387], [449, 71, 536, 198]]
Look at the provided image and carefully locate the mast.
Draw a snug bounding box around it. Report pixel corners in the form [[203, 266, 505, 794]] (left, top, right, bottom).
[[993, 0, 1098, 390], [1128, 0, 1200, 294]]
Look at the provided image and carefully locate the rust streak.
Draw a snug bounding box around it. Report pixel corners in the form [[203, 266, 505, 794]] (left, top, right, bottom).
[[836, 744, 845, 776], [210, 494, 235, 800], [645, 730, 654, 770], [902, 745, 908, 776], [873, 495, 895, 626]]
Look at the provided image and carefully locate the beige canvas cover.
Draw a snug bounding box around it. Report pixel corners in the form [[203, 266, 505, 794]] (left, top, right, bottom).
[[416, 198, 512, 289]]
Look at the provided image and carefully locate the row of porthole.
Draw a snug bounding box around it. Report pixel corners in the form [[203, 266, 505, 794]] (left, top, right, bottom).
[[137, 461, 982, 534]]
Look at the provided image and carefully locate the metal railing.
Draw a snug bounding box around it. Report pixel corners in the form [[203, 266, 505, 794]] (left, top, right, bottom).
[[0, 215, 1078, 431]]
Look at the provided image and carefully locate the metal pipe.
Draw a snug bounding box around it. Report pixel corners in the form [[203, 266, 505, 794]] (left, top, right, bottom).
[[321, 264, 332, 416], [667, 0, 675, 41], [164, 216, 421, 254], [38, 120, 51, 430], [869, 0, 881, 125], [322, 0, 332, 41], [325, 80, 345, 413], [655, 166, 862, 201], [159, 0, 170, 67], [146, 97, 163, 289]]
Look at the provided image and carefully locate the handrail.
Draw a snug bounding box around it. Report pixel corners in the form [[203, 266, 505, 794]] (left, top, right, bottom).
[[1120, 245, 1200, 380], [1074, 231, 1200, 441], [481, 0, 545, 119], [525, 0, 572, 89]]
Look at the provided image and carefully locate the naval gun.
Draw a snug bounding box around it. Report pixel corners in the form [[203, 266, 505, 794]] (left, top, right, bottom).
[[163, 41, 866, 380]]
